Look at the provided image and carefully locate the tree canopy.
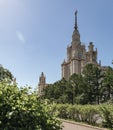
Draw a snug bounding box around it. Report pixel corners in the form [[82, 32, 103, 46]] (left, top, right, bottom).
[[0, 65, 14, 84], [43, 64, 113, 104]]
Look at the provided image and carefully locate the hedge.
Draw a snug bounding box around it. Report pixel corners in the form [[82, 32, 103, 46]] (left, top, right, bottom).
[[51, 103, 113, 129]]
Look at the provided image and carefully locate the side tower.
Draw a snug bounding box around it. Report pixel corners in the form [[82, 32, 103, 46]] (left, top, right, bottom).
[[38, 72, 46, 95], [86, 42, 98, 64]]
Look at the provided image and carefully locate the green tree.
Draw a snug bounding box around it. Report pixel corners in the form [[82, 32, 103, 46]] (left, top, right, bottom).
[[83, 64, 103, 104], [102, 67, 113, 102], [0, 82, 62, 130], [68, 74, 84, 104], [0, 65, 14, 84], [43, 84, 55, 100], [43, 78, 68, 103], [56, 78, 68, 103]]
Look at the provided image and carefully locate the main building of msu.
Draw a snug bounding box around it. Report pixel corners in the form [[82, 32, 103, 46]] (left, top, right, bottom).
[[38, 11, 106, 95]]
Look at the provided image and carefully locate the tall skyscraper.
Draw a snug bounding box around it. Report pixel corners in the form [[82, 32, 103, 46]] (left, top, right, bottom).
[[61, 11, 99, 80]]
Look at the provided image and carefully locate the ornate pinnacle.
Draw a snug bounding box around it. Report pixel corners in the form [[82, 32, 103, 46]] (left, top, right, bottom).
[[74, 10, 78, 30]]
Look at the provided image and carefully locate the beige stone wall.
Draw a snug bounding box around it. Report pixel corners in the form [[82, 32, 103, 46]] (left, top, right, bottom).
[[62, 41, 98, 80]]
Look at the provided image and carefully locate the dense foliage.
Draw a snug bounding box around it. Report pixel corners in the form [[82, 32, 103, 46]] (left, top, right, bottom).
[[0, 82, 62, 130], [51, 103, 113, 129], [43, 64, 113, 104], [0, 65, 14, 84]]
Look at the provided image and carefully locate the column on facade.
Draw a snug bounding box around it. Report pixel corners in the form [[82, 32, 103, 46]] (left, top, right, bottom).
[[70, 60, 73, 75], [81, 59, 85, 73]]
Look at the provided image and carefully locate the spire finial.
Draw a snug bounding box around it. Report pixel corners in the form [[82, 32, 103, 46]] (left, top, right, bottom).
[[74, 10, 78, 30]]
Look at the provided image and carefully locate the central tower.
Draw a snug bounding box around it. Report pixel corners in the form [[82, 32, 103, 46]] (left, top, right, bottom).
[[61, 11, 98, 80]]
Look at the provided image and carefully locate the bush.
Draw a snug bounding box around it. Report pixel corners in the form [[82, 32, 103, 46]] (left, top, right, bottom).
[[51, 103, 111, 128], [100, 104, 113, 130], [0, 82, 62, 130]]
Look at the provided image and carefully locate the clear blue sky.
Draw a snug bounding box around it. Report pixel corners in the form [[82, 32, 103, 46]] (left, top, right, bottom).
[[0, 0, 113, 89]]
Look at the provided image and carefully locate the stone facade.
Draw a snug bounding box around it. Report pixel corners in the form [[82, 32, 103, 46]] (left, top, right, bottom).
[[61, 11, 99, 80]]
